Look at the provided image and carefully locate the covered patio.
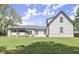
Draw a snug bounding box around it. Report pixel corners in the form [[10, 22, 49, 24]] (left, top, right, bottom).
[[7, 25, 46, 37]]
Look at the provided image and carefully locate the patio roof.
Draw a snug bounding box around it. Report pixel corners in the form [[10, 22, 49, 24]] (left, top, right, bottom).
[[8, 25, 46, 30]]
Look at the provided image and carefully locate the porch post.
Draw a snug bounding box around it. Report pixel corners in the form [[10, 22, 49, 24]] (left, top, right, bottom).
[[32, 30, 35, 37], [7, 29, 11, 37]]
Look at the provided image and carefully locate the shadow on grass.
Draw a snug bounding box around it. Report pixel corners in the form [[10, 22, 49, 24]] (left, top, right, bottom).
[[5, 41, 79, 54]]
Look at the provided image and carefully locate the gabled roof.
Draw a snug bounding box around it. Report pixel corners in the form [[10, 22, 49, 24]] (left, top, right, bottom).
[[47, 11, 74, 26]]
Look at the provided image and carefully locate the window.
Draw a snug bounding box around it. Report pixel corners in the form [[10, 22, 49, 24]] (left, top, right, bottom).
[[19, 30, 25, 32], [60, 17, 63, 23], [44, 30, 46, 35], [28, 31, 32, 35], [36, 30, 38, 35], [60, 27, 63, 33]]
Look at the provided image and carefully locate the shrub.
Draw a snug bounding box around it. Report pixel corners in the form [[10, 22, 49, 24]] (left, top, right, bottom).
[[23, 41, 79, 54], [5, 41, 79, 54]]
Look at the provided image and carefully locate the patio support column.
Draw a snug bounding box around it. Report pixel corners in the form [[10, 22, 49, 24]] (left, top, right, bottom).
[[32, 30, 35, 36], [7, 29, 11, 37]]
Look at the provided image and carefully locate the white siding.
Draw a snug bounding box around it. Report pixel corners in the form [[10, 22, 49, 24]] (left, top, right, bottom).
[[35, 30, 46, 37], [49, 13, 74, 37], [7, 29, 11, 37], [11, 32, 26, 36], [19, 32, 26, 36], [11, 32, 16, 36], [8, 29, 46, 37], [28, 30, 35, 37]]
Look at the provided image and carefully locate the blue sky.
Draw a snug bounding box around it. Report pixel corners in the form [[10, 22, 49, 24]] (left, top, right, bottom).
[[9, 4, 79, 26]]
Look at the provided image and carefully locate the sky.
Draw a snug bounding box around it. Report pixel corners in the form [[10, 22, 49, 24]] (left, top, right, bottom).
[[9, 4, 79, 26]]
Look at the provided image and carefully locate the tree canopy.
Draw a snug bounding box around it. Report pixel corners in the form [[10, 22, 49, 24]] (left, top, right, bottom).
[[74, 7, 79, 31], [0, 4, 22, 35]]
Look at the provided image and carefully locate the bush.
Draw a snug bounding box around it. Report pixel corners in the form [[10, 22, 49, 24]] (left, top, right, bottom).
[[5, 41, 79, 54], [22, 42, 79, 54], [23, 42, 79, 54]]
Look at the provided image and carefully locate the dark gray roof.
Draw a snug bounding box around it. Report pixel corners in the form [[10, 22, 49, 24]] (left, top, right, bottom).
[[47, 11, 74, 26], [8, 25, 46, 30]]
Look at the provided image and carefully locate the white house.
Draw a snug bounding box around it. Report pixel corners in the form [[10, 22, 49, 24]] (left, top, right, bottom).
[[46, 11, 74, 37], [7, 11, 74, 37]]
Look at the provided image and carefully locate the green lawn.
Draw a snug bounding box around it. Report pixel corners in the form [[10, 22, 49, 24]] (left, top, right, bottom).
[[0, 37, 79, 47]]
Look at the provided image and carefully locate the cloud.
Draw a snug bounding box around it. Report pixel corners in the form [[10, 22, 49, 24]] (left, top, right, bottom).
[[42, 4, 55, 16], [27, 8, 38, 15], [22, 5, 55, 20], [70, 15, 75, 20], [66, 10, 70, 13], [38, 21, 43, 24], [70, 5, 79, 14], [22, 8, 38, 20], [22, 20, 44, 25], [22, 21, 36, 25], [52, 4, 65, 10], [48, 11, 55, 15], [45, 4, 52, 8], [68, 5, 79, 20], [22, 14, 31, 20], [25, 4, 31, 7], [42, 9, 48, 15], [22, 4, 56, 26]]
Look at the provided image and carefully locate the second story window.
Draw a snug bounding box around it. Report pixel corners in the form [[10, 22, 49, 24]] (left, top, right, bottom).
[[60, 17, 63, 23]]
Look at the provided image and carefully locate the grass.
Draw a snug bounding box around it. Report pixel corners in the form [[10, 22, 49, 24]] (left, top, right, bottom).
[[0, 36, 79, 47], [0, 37, 79, 54]]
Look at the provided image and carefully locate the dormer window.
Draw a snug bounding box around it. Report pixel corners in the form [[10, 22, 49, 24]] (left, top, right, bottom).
[[60, 17, 63, 23]]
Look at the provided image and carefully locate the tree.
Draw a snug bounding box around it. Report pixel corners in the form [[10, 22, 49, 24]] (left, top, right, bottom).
[[0, 4, 22, 35], [74, 7, 79, 31], [7, 7, 22, 26]]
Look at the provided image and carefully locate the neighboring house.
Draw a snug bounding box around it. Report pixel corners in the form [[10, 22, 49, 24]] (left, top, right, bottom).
[[74, 31, 79, 37], [7, 11, 74, 37]]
